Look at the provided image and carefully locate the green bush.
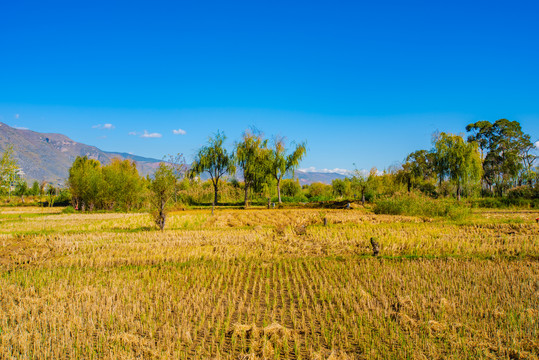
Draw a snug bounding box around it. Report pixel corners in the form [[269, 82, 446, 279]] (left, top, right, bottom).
[[373, 193, 471, 220], [507, 186, 538, 200], [62, 206, 75, 214], [470, 197, 539, 209], [280, 194, 309, 203]]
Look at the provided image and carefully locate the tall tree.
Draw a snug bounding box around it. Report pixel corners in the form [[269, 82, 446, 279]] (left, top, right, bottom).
[[399, 150, 436, 192], [30, 181, 40, 196], [351, 167, 377, 205], [150, 163, 176, 230], [434, 133, 482, 200], [14, 181, 28, 202], [68, 156, 103, 210], [189, 131, 235, 206], [268, 137, 306, 203], [466, 119, 534, 194], [466, 121, 494, 161], [234, 130, 270, 208], [102, 158, 144, 211], [0, 145, 21, 200]]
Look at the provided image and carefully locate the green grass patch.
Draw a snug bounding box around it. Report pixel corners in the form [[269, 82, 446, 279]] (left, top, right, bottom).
[[373, 193, 472, 220]]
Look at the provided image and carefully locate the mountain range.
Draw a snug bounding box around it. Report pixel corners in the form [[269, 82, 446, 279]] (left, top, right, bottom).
[[0, 122, 162, 185], [0, 122, 348, 185]]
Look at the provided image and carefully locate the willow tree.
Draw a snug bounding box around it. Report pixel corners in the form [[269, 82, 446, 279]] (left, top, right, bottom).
[[234, 130, 270, 208], [434, 133, 482, 201], [0, 145, 20, 200], [269, 137, 306, 203], [189, 131, 235, 206]]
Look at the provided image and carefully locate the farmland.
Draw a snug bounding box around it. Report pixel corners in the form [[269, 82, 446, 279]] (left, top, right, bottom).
[[0, 207, 538, 359]]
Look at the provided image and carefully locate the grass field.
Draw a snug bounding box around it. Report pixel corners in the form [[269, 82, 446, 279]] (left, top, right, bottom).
[[0, 207, 538, 359]]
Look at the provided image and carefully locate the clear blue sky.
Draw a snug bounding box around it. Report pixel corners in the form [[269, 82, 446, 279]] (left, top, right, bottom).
[[1, 0, 538, 172]]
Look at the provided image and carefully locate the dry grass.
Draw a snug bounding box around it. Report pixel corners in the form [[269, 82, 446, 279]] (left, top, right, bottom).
[[0, 207, 538, 359]]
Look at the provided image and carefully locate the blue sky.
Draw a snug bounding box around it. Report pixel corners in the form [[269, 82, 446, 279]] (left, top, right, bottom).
[[1, 0, 538, 172]]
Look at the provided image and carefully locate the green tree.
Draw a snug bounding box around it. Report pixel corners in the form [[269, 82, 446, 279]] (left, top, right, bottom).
[[466, 120, 494, 161], [30, 181, 40, 196], [164, 153, 187, 203], [268, 137, 306, 203], [14, 181, 28, 202], [46, 184, 57, 207], [0, 145, 21, 200], [466, 119, 534, 195], [332, 178, 353, 198], [234, 130, 271, 208], [150, 163, 176, 230], [308, 182, 332, 199], [351, 167, 377, 205], [102, 158, 144, 210], [189, 131, 235, 206], [282, 179, 303, 198], [398, 150, 437, 194], [434, 133, 482, 200], [68, 156, 104, 210]]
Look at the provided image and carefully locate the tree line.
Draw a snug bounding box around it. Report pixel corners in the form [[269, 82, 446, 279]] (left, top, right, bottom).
[[64, 129, 306, 228], [396, 119, 537, 200], [1, 119, 537, 223], [189, 130, 306, 207]]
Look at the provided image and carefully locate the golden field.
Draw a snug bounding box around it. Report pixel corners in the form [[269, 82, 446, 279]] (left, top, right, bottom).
[[0, 207, 538, 359]]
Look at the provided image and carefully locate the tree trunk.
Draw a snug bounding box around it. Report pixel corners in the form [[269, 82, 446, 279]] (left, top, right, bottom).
[[277, 178, 282, 203], [457, 180, 461, 201], [213, 183, 219, 206], [244, 182, 249, 208], [361, 189, 365, 206]]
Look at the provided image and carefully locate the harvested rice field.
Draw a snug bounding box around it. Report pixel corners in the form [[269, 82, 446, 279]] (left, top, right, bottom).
[[0, 207, 538, 359]]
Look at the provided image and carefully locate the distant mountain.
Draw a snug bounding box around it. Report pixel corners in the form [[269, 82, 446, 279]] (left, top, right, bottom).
[[0, 122, 163, 185], [0, 122, 349, 185], [294, 170, 348, 185]]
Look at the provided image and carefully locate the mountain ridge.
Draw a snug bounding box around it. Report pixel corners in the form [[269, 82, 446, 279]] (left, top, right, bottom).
[[0, 123, 349, 185], [0, 122, 162, 184]]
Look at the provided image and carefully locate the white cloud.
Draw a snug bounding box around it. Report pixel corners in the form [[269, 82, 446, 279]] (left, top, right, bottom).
[[535, 141, 539, 149], [172, 128, 187, 135], [140, 130, 162, 138], [92, 123, 115, 130], [13, 126, 29, 130], [128, 131, 137, 136]]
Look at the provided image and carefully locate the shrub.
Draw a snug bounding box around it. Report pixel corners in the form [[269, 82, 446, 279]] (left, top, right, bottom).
[[281, 179, 302, 197], [62, 206, 76, 214], [307, 182, 332, 199], [373, 193, 471, 220], [470, 197, 539, 209], [279, 194, 309, 203], [507, 186, 537, 200]]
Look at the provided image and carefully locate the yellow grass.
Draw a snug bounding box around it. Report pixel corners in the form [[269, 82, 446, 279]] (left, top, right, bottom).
[[0, 207, 538, 359]]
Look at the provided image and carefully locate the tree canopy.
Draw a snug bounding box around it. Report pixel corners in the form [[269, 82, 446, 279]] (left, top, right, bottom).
[[268, 137, 306, 203], [234, 130, 271, 207], [466, 119, 535, 195], [189, 131, 235, 205]]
